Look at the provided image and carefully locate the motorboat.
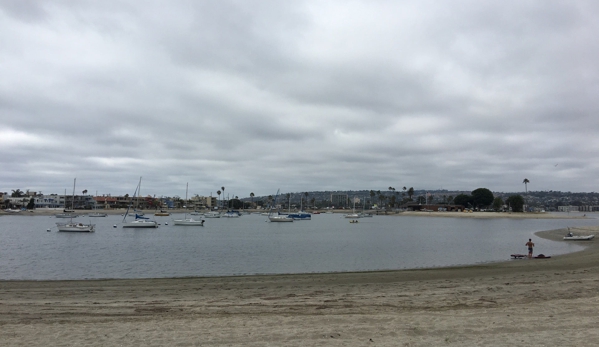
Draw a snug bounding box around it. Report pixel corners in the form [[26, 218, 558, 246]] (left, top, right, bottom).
[[204, 211, 221, 218], [154, 211, 170, 216]]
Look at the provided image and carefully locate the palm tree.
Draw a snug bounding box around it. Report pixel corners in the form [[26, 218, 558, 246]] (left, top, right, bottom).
[[286, 193, 291, 211], [11, 189, 24, 197], [369, 190, 375, 207], [250, 192, 255, 208], [221, 186, 225, 208], [408, 187, 414, 201], [217, 190, 221, 208]]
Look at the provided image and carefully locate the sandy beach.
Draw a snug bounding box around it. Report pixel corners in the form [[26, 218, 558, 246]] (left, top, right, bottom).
[[1, 220, 598, 346]]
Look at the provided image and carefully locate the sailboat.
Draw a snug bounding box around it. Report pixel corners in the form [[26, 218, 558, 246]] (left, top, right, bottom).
[[358, 196, 373, 218], [55, 188, 79, 218], [173, 183, 205, 226], [122, 177, 158, 228], [287, 195, 311, 220], [56, 178, 95, 232], [89, 196, 107, 217], [268, 189, 293, 222], [344, 196, 361, 218]]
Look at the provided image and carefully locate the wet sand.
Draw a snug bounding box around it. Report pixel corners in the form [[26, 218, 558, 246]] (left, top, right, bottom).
[[1, 223, 598, 346]]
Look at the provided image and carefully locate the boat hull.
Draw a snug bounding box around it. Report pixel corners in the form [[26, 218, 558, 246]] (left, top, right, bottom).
[[88, 213, 107, 217], [173, 219, 204, 226], [269, 216, 293, 222], [56, 222, 95, 232], [122, 220, 158, 228], [288, 212, 312, 220], [563, 235, 594, 240]]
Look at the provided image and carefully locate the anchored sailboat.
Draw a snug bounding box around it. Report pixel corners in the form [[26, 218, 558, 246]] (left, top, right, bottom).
[[56, 178, 95, 232], [122, 177, 158, 228], [173, 183, 205, 226]]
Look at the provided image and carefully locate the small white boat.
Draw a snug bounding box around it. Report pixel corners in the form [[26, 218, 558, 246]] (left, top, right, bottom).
[[344, 213, 360, 219], [56, 221, 95, 232], [122, 218, 158, 228], [173, 218, 205, 226], [173, 184, 205, 226], [56, 178, 93, 232], [88, 212, 107, 217], [55, 213, 78, 218], [222, 211, 241, 218], [269, 215, 294, 222], [267, 190, 293, 222], [563, 234, 595, 241], [203, 211, 221, 218]]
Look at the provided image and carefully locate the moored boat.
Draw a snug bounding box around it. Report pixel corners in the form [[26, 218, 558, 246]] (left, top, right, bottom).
[[88, 212, 107, 217], [56, 178, 94, 232], [563, 234, 594, 241], [287, 211, 311, 220], [269, 215, 294, 222], [122, 218, 158, 228], [56, 221, 95, 232]]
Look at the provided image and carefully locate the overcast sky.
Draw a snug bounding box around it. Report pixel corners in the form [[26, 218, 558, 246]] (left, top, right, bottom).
[[1, 0, 598, 198]]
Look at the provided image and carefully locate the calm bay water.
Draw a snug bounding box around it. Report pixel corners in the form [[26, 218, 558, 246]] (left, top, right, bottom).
[[0, 212, 596, 280]]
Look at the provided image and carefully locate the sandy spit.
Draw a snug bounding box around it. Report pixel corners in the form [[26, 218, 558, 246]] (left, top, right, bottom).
[[1, 224, 598, 346]]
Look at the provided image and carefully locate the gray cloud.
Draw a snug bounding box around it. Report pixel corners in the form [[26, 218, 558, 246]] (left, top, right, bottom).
[[1, 0, 598, 198]]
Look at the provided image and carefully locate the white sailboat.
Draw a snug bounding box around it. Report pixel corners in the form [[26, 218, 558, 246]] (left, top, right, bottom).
[[268, 189, 293, 222], [89, 197, 107, 217], [173, 183, 205, 226], [56, 178, 95, 232], [122, 177, 158, 228], [344, 197, 361, 218]]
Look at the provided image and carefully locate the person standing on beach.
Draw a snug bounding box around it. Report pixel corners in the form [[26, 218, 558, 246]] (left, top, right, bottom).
[[525, 238, 535, 259]]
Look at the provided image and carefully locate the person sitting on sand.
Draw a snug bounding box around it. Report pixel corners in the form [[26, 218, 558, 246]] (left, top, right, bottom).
[[525, 238, 535, 259]]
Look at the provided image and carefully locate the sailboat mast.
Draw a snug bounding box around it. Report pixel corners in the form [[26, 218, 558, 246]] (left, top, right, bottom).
[[72, 178, 76, 210]]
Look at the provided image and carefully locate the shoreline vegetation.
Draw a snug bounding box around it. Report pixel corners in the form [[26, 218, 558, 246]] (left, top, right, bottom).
[[1, 215, 598, 345]]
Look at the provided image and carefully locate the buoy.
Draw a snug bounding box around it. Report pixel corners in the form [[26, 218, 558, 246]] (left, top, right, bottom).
[[165, 222, 168, 225], [113, 225, 117, 228], [46, 229, 51, 232]]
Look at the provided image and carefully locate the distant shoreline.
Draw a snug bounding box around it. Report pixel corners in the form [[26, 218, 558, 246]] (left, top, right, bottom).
[[1, 208, 589, 219]]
